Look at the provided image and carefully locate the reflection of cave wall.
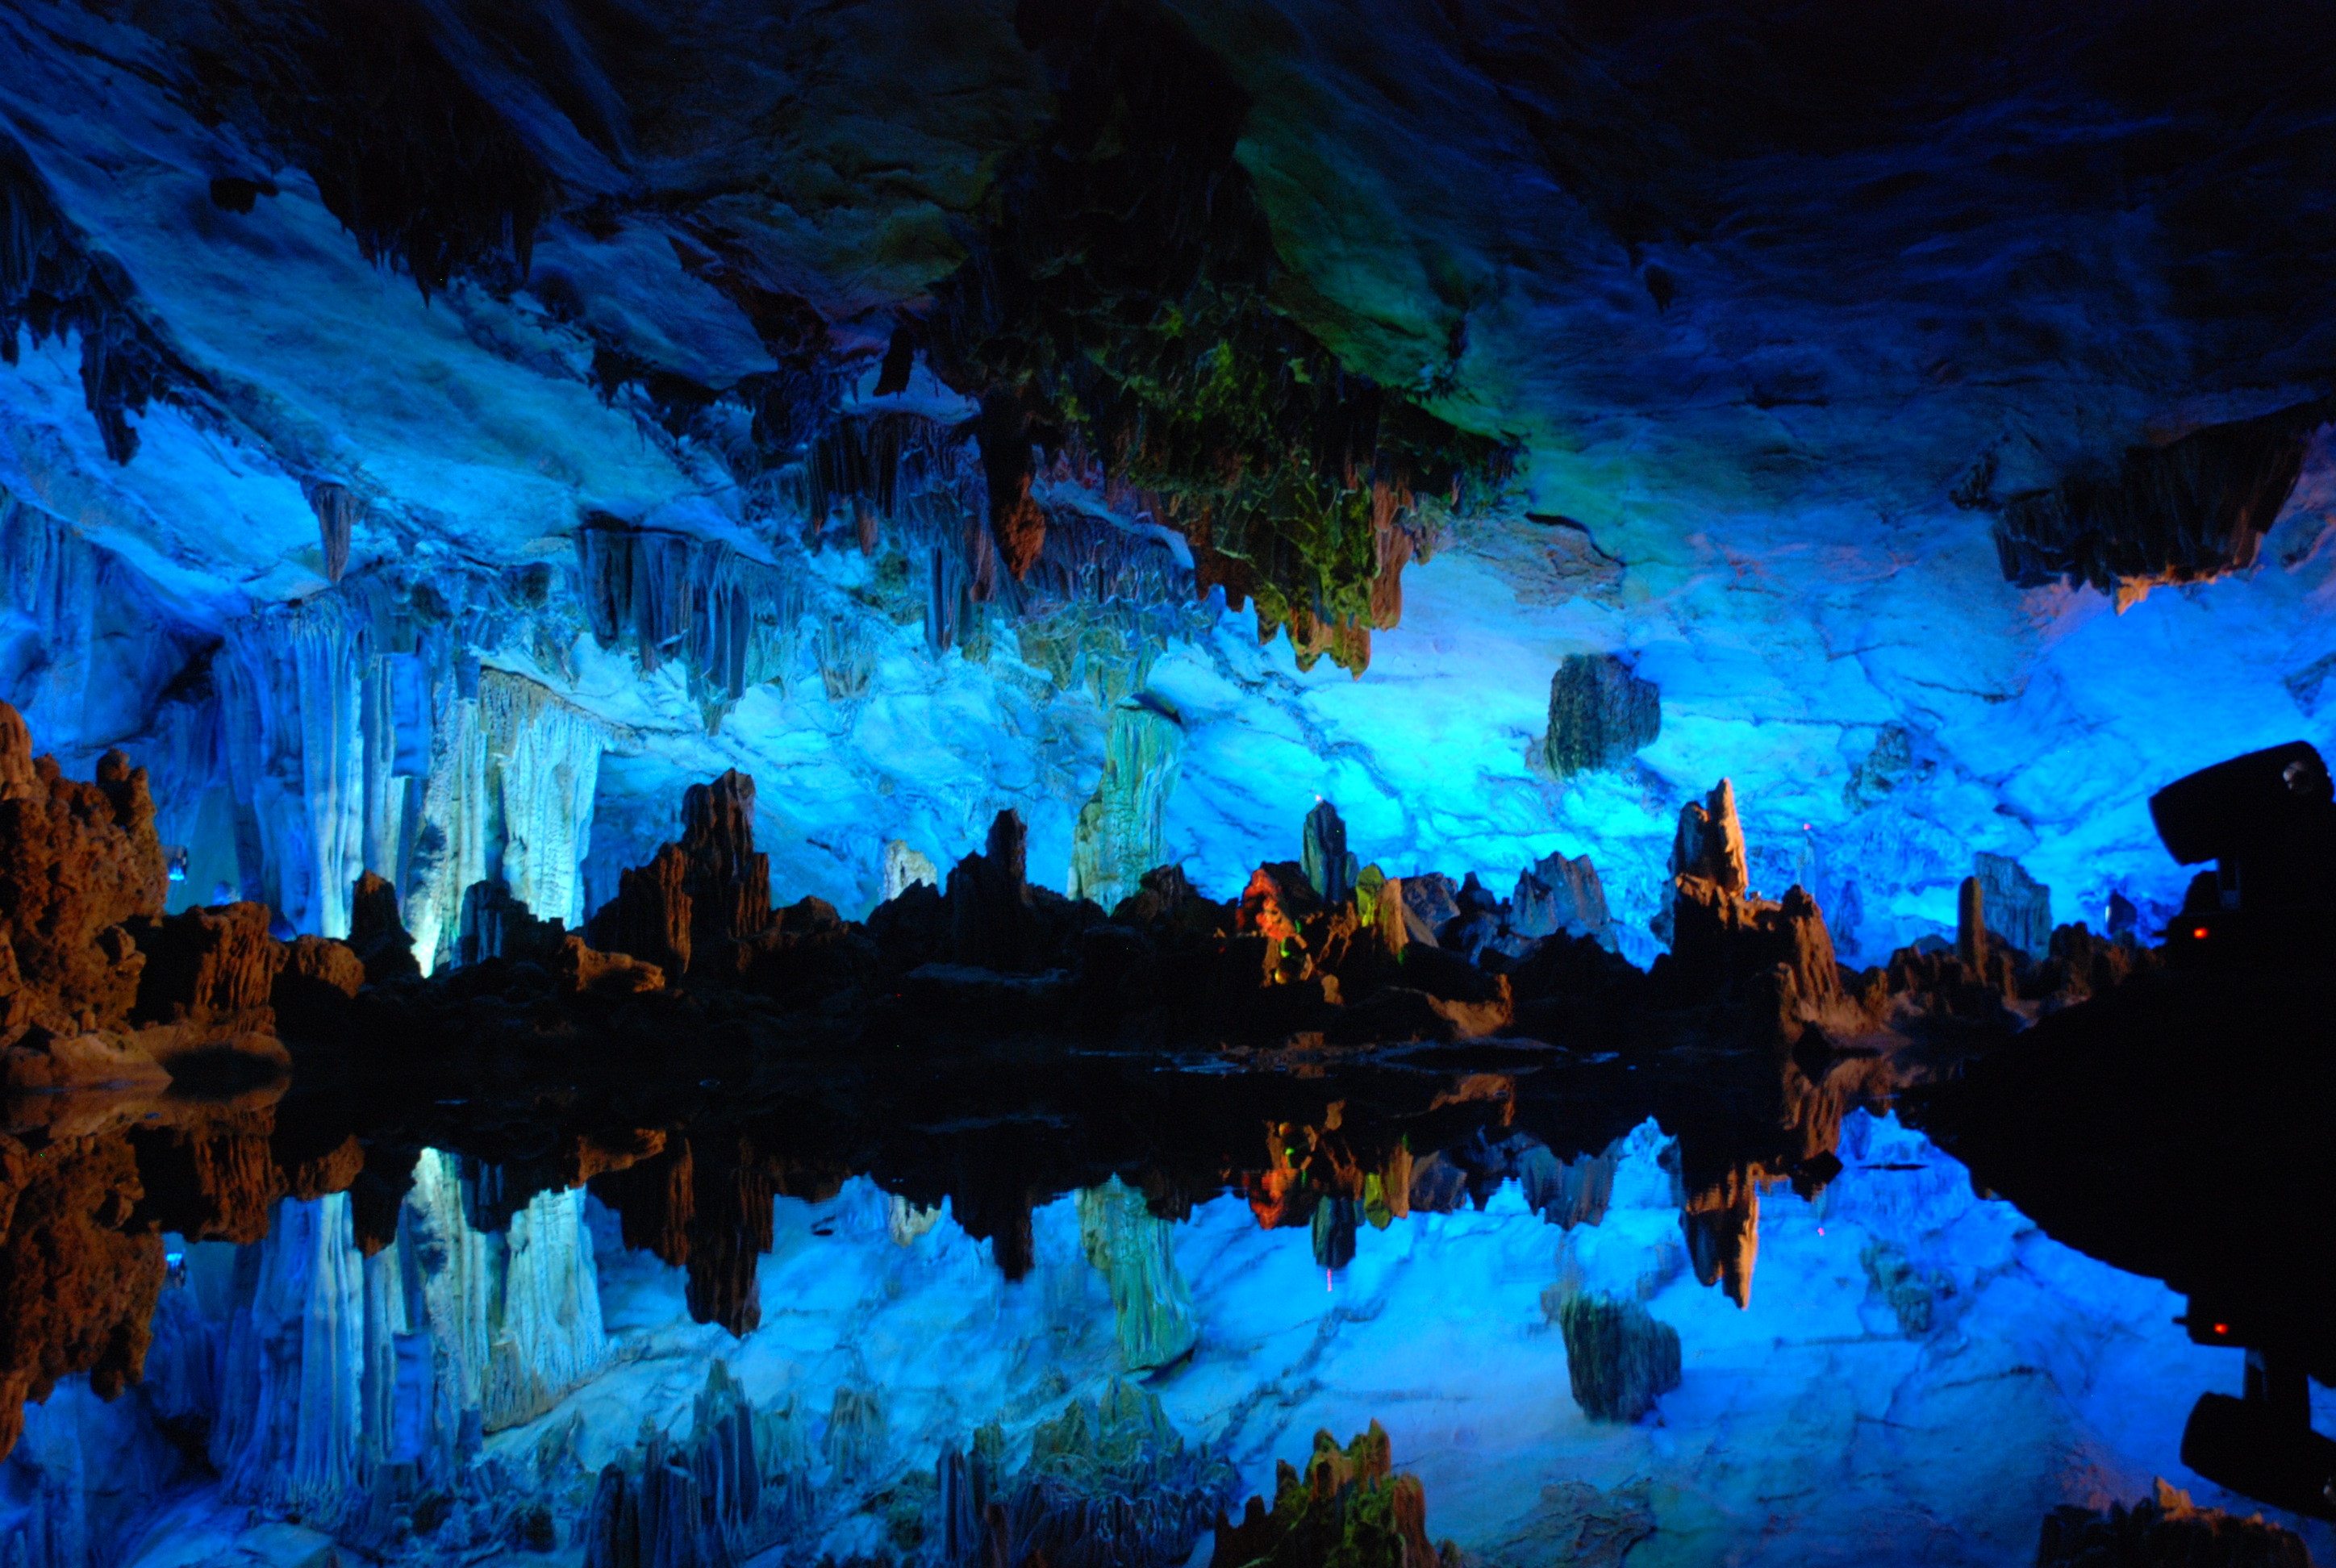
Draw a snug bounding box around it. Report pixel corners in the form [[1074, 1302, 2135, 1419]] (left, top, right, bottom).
[[5, 1115, 2317, 1566]]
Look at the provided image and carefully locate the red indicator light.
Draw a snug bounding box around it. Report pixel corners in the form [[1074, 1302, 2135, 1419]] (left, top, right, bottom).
[[2192, 927, 2209, 940], [2213, 1323, 2229, 1335]]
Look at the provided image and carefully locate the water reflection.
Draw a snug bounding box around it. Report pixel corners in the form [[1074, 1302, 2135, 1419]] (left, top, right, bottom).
[[5, 1049, 2326, 1568]]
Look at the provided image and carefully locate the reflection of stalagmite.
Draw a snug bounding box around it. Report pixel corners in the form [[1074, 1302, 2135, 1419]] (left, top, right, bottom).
[[405, 1151, 609, 1432], [1078, 1178, 1199, 1370], [1519, 1141, 1620, 1230], [206, 1193, 390, 1528], [581, 1361, 816, 1568], [1681, 1167, 1760, 1309], [940, 1380, 1233, 1568], [824, 1385, 886, 1481]]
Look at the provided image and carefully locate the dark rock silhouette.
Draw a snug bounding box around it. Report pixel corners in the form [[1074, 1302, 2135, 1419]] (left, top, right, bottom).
[[1541, 654, 1661, 778], [1552, 1292, 1683, 1422]]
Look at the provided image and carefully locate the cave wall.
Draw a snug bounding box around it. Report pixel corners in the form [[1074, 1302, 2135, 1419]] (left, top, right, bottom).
[[2, 0, 2334, 961]]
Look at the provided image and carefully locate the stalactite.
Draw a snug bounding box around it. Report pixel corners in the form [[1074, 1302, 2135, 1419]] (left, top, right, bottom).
[[576, 519, 804, 729], [1541, 655, 1661, 778], [217, 603, 367, 938], [0, 494, 223, 864], [0, 137, 202, 464], [308, 482, 361, 585]]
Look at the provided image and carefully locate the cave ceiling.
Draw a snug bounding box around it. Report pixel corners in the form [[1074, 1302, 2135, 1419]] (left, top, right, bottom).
[[2, 0, 2333, 956]]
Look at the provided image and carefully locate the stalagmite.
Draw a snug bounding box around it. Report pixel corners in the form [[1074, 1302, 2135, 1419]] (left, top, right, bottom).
[[406, 671, 608, 974], [1956, 877, 1988, 969], [1974, 852, 2051, 958], [218, 602, 367, 938], [1511, 850, 1612, 944], [1300, 799, 1358, 906], [882, 839, 939, 902], [1069, 699, 1184, 912]]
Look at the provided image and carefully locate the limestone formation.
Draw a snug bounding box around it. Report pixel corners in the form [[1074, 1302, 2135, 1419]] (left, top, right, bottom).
[[2036, 1480, 2313, 1567], [347, 870, 419, 985], [882, 839, 939, 902], [580, 1360, 814, 1568], [1955, 876, 1988, 969], [0, 1132, 164, 1462], [1541, 655, 1662, 778], [1681, 1167, 1761, 1308], [941, 1380, 1233, 1568], [1300, 799, 1358, 906], [590, 769, 772, 978], [1210, 1422, 1450, 1568], [552, 935, 665, 997], [455, 878, 565, 968], [0, 701, 165, 1032], [272, 934, 365, 1036], [1078, 1179, 1199, 1370], [1974, 852, 2052, 959], [1996, 397, 2334, 601], [1511, 850, 1612, 944], [1070, 699, 1185, 913], [1553, 1292, 1683, 1423], [127, 903, 286, 1028], [947, 810, 1068, 973]]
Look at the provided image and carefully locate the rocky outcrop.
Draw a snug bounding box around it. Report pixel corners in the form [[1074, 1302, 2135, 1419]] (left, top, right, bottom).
[[1301, 800, 1358, 906], [2037, 1480, 2313, 1567], [1210, 1423, 1451, 1568], [456, 878, 565, 968], [1541, 654, 1661, 778], [127, 903, 286, 1028], [553, 935, 665, 998], [1973, 852, 2051, 961], [948, 810, 1094, 974], [0, 702, 166, 1034], [1512, 850, 1612, 945], [272, 935, 365, 1035], [346, 871, 419, 985], [589, 769, 773, 979], [1657, 782, 1843, 1032], [1551, 1292, 1683, 1423]]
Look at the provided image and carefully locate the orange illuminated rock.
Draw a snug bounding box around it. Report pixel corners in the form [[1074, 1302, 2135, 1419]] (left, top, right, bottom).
[[0, 701, 166, 1034]]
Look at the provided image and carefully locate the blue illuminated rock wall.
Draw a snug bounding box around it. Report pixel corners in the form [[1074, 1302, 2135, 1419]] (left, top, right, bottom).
[[7, 1116, 2330, 1567]]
